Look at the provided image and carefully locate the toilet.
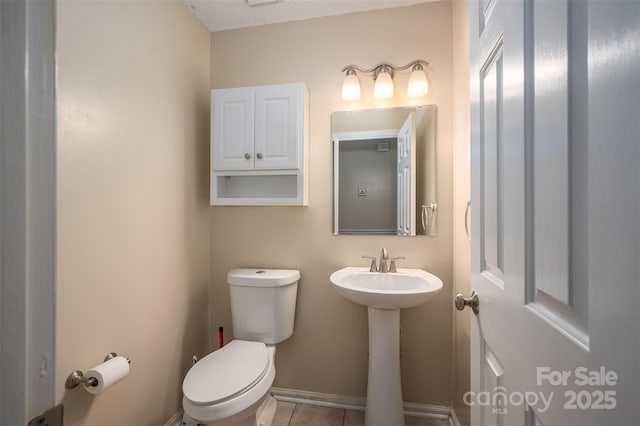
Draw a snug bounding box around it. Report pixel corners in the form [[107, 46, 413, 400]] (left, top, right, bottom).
[[182, 268, 299, 426]]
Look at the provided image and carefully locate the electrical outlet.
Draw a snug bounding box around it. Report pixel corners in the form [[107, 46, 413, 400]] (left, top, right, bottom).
[[28, 405, 63, 426]]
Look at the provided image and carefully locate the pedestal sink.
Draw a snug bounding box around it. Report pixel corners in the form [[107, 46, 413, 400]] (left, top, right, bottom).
[[330, 267, 443, 426]]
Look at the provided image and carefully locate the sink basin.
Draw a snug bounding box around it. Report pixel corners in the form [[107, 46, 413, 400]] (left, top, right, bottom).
[[330, 267, 443, 309]]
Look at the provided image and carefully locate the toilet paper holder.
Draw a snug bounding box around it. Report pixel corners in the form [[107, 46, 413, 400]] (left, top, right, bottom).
[[65, 352, 132, 389]]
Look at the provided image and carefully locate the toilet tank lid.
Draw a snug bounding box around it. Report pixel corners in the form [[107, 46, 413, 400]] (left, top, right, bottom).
[[228, 268, 300, 287]]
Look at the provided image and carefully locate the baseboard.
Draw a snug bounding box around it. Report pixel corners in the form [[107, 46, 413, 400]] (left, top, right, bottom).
[[271, 387, 367, 411], [164, 409, 183, 426], [403, 401, 450, 420], [271, 387, 452, 421], [170, 388, 456, 424]]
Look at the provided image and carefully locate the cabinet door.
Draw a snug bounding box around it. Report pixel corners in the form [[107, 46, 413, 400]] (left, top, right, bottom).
[[254, 84, 301, 170], [212, 88, 254, 171]]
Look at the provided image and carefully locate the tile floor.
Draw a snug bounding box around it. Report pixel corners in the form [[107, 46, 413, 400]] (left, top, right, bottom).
[[273, 401, 451, 426]]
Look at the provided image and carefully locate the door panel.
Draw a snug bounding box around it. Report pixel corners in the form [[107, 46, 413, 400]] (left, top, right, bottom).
[[526, 0, 589, 345], [255, 84, 299, 169], [480, 40, 504, 284], [212, 88, 255, 171], [481, 343, 505, 426], [531, 0, 570, 306]]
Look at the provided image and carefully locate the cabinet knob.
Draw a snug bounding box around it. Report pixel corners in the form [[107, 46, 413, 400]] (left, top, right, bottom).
[[244, 153, 251, 159], [256, 153, 263, 159]]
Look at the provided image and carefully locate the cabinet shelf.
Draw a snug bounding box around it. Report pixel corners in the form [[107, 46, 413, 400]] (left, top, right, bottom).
[[211, 172, 306, 206]]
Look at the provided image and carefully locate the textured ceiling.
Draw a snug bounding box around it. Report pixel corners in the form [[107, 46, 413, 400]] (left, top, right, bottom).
[[183, 0, 437, 32]]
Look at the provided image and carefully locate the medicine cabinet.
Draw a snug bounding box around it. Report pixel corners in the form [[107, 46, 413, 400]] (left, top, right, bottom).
[[210, 83, 309, 206]]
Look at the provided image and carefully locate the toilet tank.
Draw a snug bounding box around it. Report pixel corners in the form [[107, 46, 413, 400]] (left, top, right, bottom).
[[227, 268, 299, 344]]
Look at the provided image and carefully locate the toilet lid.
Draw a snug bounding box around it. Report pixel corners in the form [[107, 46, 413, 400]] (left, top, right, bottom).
[[183, 340, 269, 405]]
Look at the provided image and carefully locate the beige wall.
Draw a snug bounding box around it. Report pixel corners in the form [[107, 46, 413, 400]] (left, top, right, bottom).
[[210, 2, 454, 405], [452, 0, 472, 424], [56, 1, 210, 424]]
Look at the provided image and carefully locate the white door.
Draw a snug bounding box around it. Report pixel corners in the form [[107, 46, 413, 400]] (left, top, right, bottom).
[[396, 112, 416, 235], [254, 83, 301, 170], [212, 87, 255, 171], [1, 1, 57, 423], [469, 0, 639, 425]]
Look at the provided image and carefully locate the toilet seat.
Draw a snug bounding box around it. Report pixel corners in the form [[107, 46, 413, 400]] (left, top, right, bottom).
[[183, 340, 269, 406]]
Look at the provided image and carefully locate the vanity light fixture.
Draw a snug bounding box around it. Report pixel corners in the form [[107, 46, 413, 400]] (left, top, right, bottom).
[[341, 68, 361, 101], [373, 65, 394, 99], [341, 60, 429, 100], [407, 63, 429, 97]]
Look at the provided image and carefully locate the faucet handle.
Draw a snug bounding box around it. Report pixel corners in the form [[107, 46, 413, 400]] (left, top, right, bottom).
[[389, 256, 406, 273], [362, 255, 378, 272]]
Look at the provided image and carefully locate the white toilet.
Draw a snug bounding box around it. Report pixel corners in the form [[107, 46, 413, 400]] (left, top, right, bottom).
[[182, 268, 299, 426]]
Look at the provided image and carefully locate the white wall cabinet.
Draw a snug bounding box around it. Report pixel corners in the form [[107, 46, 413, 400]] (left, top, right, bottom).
[[210, 83, 308, 205]]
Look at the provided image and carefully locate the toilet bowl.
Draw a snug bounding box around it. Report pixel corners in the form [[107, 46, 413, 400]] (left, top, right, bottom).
[[182, 269, 299, 426], [183, 340, 276, 425]]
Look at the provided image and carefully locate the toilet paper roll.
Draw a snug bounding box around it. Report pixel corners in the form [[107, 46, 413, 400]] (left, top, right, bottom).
[[84, 356, 130, 395]]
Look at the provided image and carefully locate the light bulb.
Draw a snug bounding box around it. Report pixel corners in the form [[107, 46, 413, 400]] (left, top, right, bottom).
[[408, 64, 428, 97], [374, 68, 394, 99], [341, 69, 361, 101]]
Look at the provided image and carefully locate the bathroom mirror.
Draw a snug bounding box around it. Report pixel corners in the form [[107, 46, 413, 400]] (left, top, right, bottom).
[[332, 105, 437, 236]]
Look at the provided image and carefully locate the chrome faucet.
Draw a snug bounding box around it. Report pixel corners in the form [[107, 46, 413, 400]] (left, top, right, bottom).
[[379, 248, 389, 273], [363, 248, 400, 273]]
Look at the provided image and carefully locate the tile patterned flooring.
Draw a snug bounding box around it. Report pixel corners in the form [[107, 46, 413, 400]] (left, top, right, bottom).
[[273, 401, 451, 426]]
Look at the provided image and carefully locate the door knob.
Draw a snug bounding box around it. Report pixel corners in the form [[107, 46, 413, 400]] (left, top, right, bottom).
[[244, 153, 251, 159], [455, 291, 479, 315]]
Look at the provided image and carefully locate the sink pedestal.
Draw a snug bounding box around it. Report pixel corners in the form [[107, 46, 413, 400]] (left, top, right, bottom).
[[366, 307, 404, 426], [329, 266, 444, 426]]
